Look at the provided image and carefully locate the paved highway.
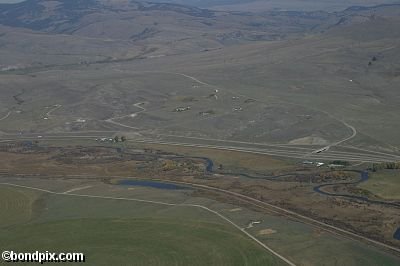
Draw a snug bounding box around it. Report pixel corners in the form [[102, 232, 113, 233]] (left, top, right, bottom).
[[0, 132, 399, 163]]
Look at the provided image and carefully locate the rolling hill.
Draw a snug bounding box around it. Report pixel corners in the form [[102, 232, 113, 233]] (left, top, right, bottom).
[[0, 0, 400, 151]]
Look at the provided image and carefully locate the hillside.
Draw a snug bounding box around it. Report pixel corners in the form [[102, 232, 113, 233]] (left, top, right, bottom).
[[0, 0, 342, 55], [0, 1, 400, 151], [0, 0, 339, 66], [2, 0, 399, 62], [150, 0, 400, 12]]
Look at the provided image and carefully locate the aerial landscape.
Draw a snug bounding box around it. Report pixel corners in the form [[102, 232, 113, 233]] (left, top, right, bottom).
[[0, 0, 399, 265]]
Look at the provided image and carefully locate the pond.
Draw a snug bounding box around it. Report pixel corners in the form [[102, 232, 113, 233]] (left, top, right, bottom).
[[394, 228, 400, 240]]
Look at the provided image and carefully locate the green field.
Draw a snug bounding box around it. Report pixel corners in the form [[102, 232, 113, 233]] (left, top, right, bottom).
[[1, 181, 399, 266], [0, 186, 283, 266], [0, 187, 41, 228], [1, 219, 279, 266], [358, 170, 400, 200]]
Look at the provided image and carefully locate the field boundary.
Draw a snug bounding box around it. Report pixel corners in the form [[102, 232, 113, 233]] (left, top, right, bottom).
[[0, 182, 296, 266]]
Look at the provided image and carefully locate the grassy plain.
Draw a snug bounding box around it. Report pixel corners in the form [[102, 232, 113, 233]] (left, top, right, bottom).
[[0, 179, 399, 266], [0, 185, 282, 266], [1, 218, 280, 266], [0, 187, 41, 228]]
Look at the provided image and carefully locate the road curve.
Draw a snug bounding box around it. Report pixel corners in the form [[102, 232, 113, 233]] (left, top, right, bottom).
[[0, 111, 11, 122], [104, 70, 366, 158], [104, 102, 146, 130], [150, 71, 360, 154], [311, 120, 358, 154]]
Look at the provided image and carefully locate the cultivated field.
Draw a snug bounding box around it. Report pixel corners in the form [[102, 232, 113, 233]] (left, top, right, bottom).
[[0, 177, 399, 266], [0, 186, 281, 265]]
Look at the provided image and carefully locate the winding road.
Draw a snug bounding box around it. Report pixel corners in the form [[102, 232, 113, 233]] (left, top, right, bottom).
[[161, 71, 360, 153], [0, 111, 11, 122], [310, 120, 358, 155], [104, 102, 146, 130], [101, 70, 367, 160], [45, 104, 62, 118]]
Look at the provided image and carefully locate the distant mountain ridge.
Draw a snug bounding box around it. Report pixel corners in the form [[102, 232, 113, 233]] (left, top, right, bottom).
[[1, 0, 399, 53], [148, 0, 400, 12], [0, 0, 215, 31], [0, 0, 331, 43], [343, 3, 400, 11]]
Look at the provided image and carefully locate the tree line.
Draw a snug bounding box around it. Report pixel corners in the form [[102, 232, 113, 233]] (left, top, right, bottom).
[[370, 162, 400, 172]]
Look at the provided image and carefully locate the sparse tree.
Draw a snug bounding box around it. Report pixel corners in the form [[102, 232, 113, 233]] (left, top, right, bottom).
[[121, 136, 126, 142], [114, 136, 120, 143]]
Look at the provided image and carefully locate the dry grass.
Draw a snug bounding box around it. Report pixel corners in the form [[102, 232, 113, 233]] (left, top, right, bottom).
[[359, 170, 400, 200], [132, 142, 294, 172]]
